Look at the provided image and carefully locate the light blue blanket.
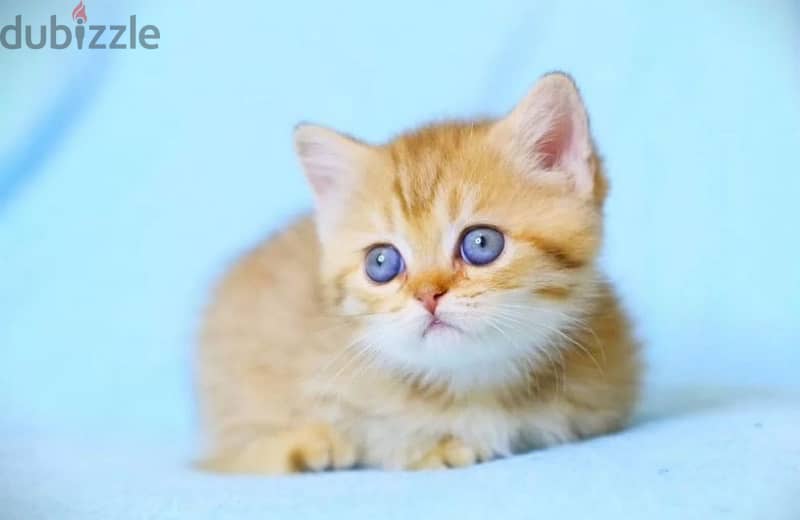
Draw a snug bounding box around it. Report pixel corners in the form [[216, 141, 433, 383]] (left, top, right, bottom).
[[1, 1, 798, 518]]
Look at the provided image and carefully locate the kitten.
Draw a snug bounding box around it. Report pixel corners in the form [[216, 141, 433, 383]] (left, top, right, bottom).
[[196, 73, 641, 473]]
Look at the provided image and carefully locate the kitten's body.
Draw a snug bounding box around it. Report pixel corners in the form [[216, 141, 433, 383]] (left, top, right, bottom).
[[197, 75, 640, 473]]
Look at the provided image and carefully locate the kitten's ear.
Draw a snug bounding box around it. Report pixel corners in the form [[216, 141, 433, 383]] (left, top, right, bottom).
[[490, 73, 597, 198], [294, 124, 372, 233]]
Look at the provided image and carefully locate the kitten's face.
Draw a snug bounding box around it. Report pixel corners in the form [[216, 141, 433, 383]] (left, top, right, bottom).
[[296, 74, 606, 388]]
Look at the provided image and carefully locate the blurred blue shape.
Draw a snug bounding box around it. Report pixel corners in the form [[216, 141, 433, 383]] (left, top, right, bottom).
[[0, 55, 108, 206]]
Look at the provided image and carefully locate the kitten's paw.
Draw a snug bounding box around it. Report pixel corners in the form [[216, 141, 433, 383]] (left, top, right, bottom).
[[201, 424, 356, 474], [281, 424, 357, 472], [407, 436, 480, 470]]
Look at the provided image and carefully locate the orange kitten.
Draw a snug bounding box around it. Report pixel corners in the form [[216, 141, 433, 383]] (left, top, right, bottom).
[[196, 73, 641, 473]]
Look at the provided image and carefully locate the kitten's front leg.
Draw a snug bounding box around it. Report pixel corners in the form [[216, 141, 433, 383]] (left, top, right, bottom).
[[200, 424, 357, 474], [405, 436, 486, 470]]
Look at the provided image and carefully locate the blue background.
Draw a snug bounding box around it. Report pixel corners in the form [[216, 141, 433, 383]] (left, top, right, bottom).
[[1, 1, 799, 518]]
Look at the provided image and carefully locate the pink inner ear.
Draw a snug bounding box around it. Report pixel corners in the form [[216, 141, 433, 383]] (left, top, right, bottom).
[[294, 132, 350, 201], [533, 113, 574, 170], [307, 170, 335, 197]]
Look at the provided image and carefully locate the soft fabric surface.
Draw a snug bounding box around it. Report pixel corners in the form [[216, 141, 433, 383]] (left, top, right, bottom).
[[1, 1, 799, 518], [2, 394, 799, 519]]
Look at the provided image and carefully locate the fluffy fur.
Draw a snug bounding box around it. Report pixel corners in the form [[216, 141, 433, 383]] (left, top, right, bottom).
[[196, 73, 640, 473]]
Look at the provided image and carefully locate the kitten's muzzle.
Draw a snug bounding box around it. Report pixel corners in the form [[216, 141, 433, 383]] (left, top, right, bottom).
[[415, 287, 448, 315]]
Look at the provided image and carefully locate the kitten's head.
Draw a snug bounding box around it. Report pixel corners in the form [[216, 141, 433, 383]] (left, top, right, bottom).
[[295, 73, 607, 390]]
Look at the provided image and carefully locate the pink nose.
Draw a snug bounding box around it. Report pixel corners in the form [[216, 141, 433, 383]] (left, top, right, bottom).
[[416, 289, 447, 314]]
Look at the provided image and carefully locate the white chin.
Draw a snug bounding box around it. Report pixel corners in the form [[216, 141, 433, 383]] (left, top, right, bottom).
[[370, 323, 535, 391]]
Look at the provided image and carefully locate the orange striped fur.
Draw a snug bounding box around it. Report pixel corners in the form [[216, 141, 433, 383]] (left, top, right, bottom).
[[196, 73, 640, 473]]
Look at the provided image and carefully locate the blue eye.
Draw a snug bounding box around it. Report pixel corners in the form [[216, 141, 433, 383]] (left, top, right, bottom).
[[365, 244, 404, 283], [460, 227, 504, 266]]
